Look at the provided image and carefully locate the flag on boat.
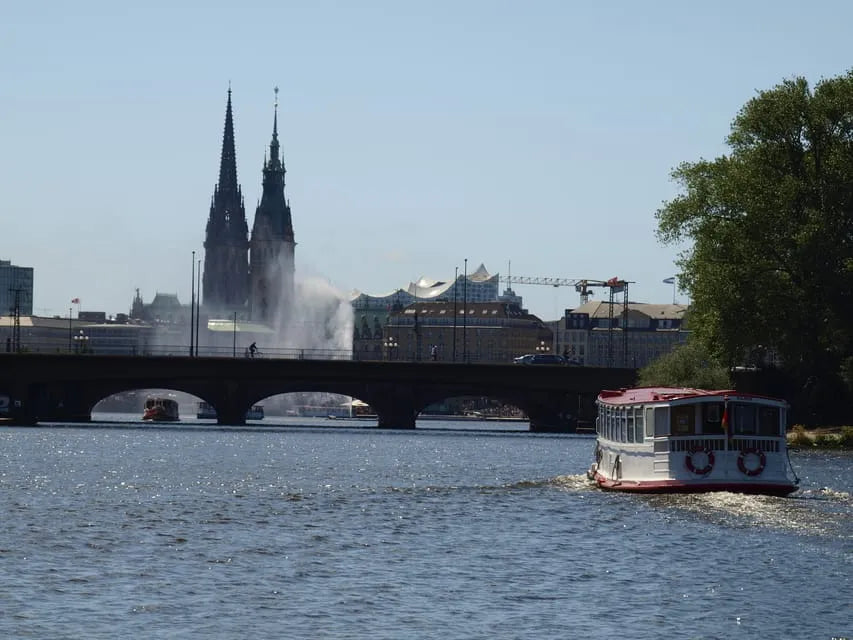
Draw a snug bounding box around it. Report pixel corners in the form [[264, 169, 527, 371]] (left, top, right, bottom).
[[662, 277, 675, 284], [721, 403, 730, 438], [71, 297, 80, 304]]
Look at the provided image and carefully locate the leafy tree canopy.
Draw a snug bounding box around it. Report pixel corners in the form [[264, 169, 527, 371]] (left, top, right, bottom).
[[656, 71, 853, 383], [638, 339, 731, 389]]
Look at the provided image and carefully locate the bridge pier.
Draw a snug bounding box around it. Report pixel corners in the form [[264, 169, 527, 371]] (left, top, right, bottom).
[[525, 392, 581, 433], [376, 408, 416, 429], [373, 384, 417, 429], [217, 410, 247, 427]]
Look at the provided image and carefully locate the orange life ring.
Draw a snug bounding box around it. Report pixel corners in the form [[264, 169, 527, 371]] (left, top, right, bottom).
[[737, 448, 766, 476], [685, 446, 714, 475]]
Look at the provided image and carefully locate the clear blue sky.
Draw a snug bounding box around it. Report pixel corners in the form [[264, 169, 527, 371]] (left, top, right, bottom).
[[3, 0, 850, 320]]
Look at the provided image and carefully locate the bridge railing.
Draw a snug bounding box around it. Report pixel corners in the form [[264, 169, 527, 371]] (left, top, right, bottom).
[[144, 345, 357, 360]]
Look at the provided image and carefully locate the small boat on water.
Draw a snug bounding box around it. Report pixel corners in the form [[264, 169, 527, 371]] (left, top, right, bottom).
[[196, 401, 264, 421], [587, 387, 798, 495], [142, 397, 179, 422]]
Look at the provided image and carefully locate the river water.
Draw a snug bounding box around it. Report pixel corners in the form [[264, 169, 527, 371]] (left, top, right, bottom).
[[0, 415, 849, 639]]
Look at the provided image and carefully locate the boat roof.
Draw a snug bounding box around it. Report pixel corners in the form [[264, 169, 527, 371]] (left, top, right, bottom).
[[598, 386, 785, 406]]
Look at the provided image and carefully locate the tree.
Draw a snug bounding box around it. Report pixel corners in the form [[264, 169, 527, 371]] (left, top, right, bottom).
[[638, 340, 731, 390], [656, 72, 853, 418]]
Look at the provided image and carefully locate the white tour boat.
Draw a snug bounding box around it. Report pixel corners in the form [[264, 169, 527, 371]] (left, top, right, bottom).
[[587, 387, 799, 495]]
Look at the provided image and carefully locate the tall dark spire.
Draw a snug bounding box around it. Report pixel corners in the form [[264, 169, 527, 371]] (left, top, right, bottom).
[[203, 87, 250, 311], [218, 88, 239, 193], [249, 86, 296, 323]]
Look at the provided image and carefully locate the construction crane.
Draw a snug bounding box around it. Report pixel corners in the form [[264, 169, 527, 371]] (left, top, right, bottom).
[[499, 272, 632, 367]]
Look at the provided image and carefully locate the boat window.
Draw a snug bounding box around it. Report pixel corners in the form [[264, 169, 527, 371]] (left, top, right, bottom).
[[654, 407, 668, 436], [671, 404, 695, 435], [609, 407, 616, 441], [620, 408, 628, 442], [703, 402, 725, 435], [644, 408, 654, 437], [626, 409, 634, 442], [634, 408, 645, 442], [758, 405, 780, 436], [733, 403, 757, 435]]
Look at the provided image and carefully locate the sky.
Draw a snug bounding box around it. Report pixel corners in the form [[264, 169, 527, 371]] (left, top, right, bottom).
[[2, 0, 851, 322]]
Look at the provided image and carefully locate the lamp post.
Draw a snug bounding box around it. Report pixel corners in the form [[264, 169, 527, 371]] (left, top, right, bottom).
[[190, 250, 195, 357], [463, 258, 468, 362], [536, 340, 549, 354], [68, 307, 72, 352], [384, 336, 398, 361], [452, 265, 458, 362], [73, 330, 89, 354], [196, 258, 201, 356]]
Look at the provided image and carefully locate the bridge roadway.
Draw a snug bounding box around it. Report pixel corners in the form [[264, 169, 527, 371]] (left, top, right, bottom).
[[0, 354, 637, 431]]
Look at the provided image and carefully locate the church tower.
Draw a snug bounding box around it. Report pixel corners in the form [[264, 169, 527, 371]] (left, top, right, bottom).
[[249, 87, 296, 324], [203, 88, 250, 311]]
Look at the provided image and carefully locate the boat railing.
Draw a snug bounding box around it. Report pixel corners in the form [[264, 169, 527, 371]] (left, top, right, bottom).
[[660, 435, 782, 453]]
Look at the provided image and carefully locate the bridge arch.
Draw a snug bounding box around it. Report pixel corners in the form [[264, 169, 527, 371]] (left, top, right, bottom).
[[0, 354, 636, 429]]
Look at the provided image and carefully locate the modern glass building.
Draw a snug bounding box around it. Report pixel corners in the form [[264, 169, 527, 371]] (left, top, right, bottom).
[[0, 259, 34, 316]]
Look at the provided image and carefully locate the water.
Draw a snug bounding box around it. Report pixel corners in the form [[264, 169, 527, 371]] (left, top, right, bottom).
[[0, 417, 849, 639]]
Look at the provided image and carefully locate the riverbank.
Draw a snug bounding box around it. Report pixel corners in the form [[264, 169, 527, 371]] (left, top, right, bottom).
[[787, 425, 853, 449]]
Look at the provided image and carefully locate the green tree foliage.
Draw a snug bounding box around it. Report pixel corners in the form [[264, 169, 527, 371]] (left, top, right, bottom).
[[656, 72, 853, 393], [638, 340, 731, 389]]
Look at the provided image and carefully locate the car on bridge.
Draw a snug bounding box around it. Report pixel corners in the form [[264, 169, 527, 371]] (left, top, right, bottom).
[[513, 354, 566, 365]]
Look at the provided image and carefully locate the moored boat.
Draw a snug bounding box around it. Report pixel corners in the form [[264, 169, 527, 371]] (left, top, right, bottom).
[[196, 401, 264, 421], [587, 387, 798, 495], [246, 405, 264, 420], [142, 396, 179, 422]]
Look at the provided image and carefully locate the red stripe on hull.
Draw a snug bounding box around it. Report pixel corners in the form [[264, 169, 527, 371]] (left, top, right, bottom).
[[591, 472, 797, 496]]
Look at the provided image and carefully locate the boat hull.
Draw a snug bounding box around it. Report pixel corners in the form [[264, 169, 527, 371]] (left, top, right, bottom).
[[588, 467, 797, 496], [142, 410, 179, 422]]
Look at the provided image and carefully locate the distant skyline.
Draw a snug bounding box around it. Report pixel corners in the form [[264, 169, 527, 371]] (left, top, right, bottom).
[[3, 1, 851, 321]]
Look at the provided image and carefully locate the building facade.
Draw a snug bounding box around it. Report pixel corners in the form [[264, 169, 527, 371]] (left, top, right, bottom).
[[351, 263, 520, 359], [377, 300, 552, 363], [1, 259, 34, 316], [557, 301, 689, 368]]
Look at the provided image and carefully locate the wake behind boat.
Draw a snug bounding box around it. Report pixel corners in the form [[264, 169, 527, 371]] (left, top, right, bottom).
[[587, 387, 798, 495]]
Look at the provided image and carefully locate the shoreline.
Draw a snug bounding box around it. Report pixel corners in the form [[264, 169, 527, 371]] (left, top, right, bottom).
[[787, 425, 852, 450]]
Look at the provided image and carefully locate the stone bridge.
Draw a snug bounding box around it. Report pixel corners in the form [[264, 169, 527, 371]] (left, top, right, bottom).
[[0, 354, 637, 431]]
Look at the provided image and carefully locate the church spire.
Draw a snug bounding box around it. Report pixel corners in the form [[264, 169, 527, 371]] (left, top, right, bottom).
[[268, 86, 283, 172], [249, 85, 296, 323], [203, 87, 250, 311], [218, 87, 239, 191]]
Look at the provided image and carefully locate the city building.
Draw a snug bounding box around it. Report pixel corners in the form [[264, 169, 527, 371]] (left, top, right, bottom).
[[380, 300, 552, 363], [249, 88, 296, 326], [1, 313, 151, 355], [351, 263, 525, 359], [1, 259, 34, 316], [557, 300, 689, 368]]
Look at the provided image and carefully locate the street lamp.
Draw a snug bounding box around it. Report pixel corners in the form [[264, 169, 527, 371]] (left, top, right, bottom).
[[73, 330, 89, 354], [384, 336, 398, 360], [536, 340, 549, 354]]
